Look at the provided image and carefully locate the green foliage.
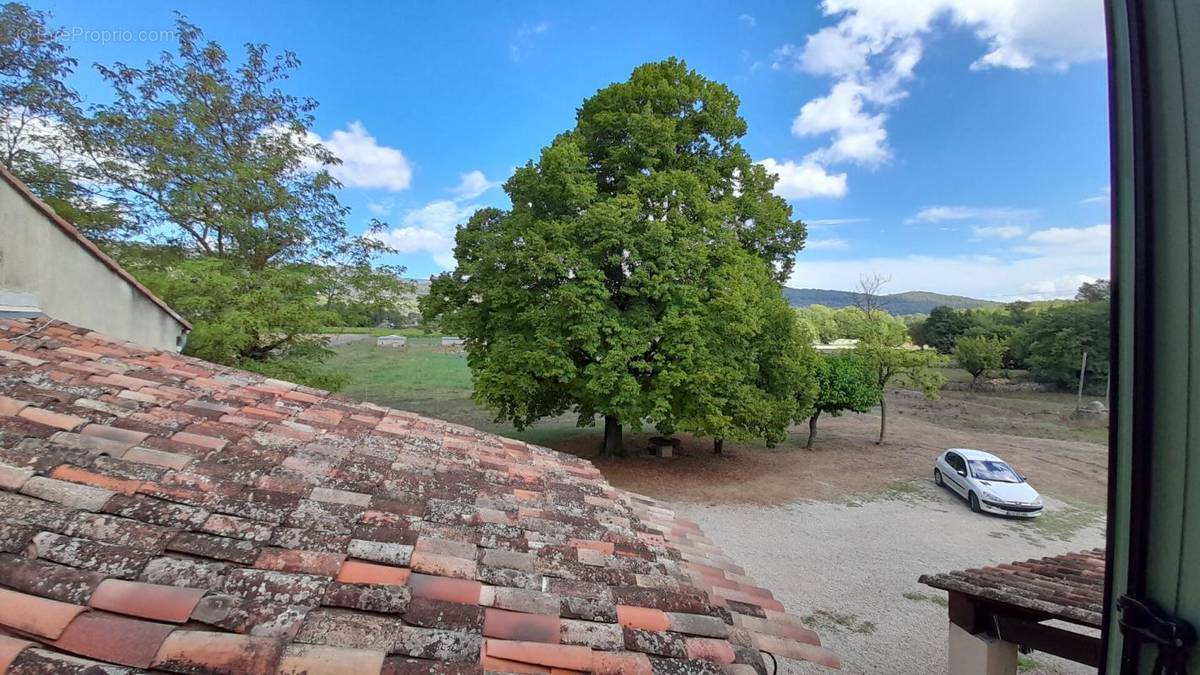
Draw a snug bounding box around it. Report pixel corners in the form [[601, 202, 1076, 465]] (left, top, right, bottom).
[[0, 3, 127, 240], [856, 326, 946, 443], [674, 258, 818, 447], [1075, 279, 1110, 303], [954, 335, 1008, 389], [795, 304, 908, 344], [813, 354, 881, 417], [12, 15, 406, 388], [131, 257, 347, 390], [1012, 300, 1110, 387], [806, 353, 880, 448], [920, 305, 975, 353], [423, 59, 811, 452]]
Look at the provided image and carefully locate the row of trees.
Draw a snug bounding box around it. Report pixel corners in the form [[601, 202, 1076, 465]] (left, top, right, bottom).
[[909, 280, 1110, 388], [2, 5, 409, 387]]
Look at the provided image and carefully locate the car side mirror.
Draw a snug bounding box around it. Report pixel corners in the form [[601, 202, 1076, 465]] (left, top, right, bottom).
[[957, 469, 967, 477]]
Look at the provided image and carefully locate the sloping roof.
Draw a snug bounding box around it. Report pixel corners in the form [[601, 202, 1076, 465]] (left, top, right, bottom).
[[0, 166, 190, 330], [919, 548, 1105, 627], [0, 317, 839, 674]]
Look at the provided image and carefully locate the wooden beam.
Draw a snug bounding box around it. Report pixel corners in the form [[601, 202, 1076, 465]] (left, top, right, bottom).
[[992, 614, 1102, 668]]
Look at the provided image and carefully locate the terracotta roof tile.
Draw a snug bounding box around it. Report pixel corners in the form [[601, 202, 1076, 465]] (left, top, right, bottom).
[[32, 531, 153, 578], [920, 548, 1106, 627], [7, 646, 137, 674], [335, 559, 411, 586], [17, 407, 85, 431], [0, 552, 105, 604], [276, 643, 387, 675], [88, 578, 206, 622], [483, 608, 560, 644], [151, 629, 284, 674], [0, 635, 34, 672], [0, 586, 87, 639], [50, 610, 176, 668], [0, 318, 838, 672], [20, 476, 115, 511], [407, 573, 481, 605]]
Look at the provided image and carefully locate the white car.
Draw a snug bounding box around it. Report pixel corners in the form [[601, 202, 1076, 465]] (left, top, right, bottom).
[[934, 448, 1043, 517]]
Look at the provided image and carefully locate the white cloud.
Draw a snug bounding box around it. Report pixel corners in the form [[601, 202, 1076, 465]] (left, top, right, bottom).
[[758, 157, 848, 199], [907, 205, 1037, 223], [808, 217, 868, 228], [783, 0, 1104, 189], [788, 252, 1105, 301], [510, 22, 550, 62], [449, 170, 502, 200], [791, 80, 897, 167], [788, 222, 1110, 300], [1080, 186, 1110, 205], [972, 224, 1027, 239], [739, 13, 757, 28], [805, 238, 849, 251], [310, 121, 412, 192], [372, 199, 480, 269], [367, 199, 394, 217], [1019, 223, 1109, 254]]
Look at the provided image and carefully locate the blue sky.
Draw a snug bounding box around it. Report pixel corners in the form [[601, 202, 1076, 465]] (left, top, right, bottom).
[[35, 0, 1110, 300]]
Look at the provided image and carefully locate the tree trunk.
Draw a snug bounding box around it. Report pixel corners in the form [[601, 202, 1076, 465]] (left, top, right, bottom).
[[601, 415, 625, 457], [713, 438, 724, 454], [806, 411, 820, 449], [970, 373, 979, 392], [877, 396, 887, 445]]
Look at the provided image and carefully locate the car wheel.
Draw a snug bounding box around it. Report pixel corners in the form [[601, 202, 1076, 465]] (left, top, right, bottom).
[[934, 469, 943, 486], [969, 492, 981, 513]]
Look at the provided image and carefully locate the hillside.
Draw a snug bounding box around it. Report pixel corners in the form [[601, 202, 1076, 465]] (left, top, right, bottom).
[[782, 288, 999, 315]]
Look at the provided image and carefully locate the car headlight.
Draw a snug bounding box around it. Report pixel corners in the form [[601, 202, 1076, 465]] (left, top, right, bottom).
[[982, 490, 1000, 501]]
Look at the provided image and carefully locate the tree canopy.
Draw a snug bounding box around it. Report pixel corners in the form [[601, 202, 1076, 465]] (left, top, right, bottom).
[[855, 320, 945, 444], [1, 9, 410, 386], [1012, 299, 1110, 387], [423, 59, 812, 454], [954, 335, 1007, 391], [806, 353, 880, 448]]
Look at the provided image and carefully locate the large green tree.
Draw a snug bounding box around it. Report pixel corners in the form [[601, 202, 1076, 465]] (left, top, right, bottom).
[[67, 17, 406, 386], [921, 305, 974, 353], [1012, 298, 1110, 387], [806, 353, 880, 449], [0, 2, 125, 238], [423, 59, 810, 455]]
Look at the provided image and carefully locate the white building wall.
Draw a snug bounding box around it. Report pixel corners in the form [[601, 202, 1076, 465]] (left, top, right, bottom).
[[0, 174, 188, 351]]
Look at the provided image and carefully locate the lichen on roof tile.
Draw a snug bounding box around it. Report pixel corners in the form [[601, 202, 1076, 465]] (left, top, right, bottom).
[[0, 317, 838, 673]]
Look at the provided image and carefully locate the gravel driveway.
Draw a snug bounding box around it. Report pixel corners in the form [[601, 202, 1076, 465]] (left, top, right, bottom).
[[677, 480, 1105, 674]]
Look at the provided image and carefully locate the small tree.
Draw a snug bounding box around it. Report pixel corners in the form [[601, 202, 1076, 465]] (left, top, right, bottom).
[[856, 340, 946, 444], [806, 354, 880, 449], [955, 335, 1007, 391]]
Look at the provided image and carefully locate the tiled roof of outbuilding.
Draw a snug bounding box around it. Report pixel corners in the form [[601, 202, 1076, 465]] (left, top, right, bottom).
[[0, 317, 839, 674], [919, 548, 1105, 627]]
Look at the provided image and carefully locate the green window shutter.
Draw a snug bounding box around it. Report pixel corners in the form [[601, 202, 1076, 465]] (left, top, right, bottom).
[[1105, 1, 1200, 672]]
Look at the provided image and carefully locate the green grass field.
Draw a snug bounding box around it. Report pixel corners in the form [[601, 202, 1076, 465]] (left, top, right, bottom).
[[320, 339, 1108, 450], [318, 337, 592, 447], [321, 326, 444, 337]]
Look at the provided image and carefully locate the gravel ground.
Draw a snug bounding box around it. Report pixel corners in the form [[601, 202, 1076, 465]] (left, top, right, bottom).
[[677, 480, 1106, 675]]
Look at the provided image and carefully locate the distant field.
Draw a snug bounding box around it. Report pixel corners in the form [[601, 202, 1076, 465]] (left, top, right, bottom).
[[321, 326, 445, 337], [321, 339, 1109, 453], [318, 338, 589, 447]]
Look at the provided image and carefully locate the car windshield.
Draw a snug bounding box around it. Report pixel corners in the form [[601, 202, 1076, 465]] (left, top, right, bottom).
[[968, 460, 1022, 483]]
